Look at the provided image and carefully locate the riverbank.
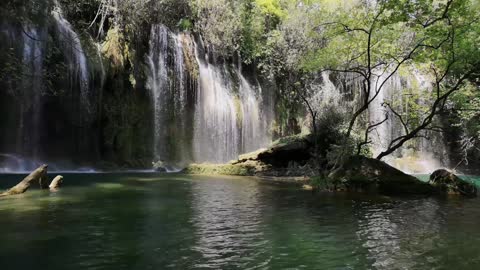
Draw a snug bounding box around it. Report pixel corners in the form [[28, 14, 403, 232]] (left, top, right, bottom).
[[181, 134, 478, 197]]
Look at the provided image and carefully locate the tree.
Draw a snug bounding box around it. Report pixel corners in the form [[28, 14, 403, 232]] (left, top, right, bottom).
[[302, 0, 480, 161]]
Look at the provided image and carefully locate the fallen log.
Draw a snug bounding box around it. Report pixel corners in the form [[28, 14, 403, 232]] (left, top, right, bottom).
[[0, 164, 48, 197], [49, 175, 64, 191], [39, 174, 50, 189]]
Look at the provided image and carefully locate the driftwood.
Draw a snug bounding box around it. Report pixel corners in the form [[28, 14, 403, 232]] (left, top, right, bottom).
[[39, 174, 50, 189], [0, 166, 66, 197], [49, 175, 64, 191], [0, 164, 48, 197]]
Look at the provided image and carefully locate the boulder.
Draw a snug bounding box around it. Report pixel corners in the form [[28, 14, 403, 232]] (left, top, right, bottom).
[[152, 160, 167, 172], [181, 133, 311, 177], [329, 156, 434, 195], [232, 133, 312, 168], [430, 169, 477, 197]]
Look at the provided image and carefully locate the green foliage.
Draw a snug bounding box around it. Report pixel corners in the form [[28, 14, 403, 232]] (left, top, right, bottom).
[[450, 82, 480, 143], [190, 0, 291, 64], [302, 0, 480, 74], [255, 0, 285, 19], [1, 0, 479, 166], [177, 18, 193, 31], [101, 26, 128, 70]]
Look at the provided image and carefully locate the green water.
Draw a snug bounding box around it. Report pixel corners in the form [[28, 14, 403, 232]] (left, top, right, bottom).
[[1, 173, 480, 269], [415, 174, 480, 185]]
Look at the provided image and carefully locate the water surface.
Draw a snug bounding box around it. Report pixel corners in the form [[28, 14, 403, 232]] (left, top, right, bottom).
[[1, 173, 480, 269]]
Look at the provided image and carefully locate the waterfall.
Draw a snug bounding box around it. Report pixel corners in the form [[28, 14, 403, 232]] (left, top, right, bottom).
[[192, 54, 240, 163], [147, 25, 193, 163], [19, 26, 45, 160], [306, 70, 445, 174], [147, 25, 169, 160], [0, 3, 98, 172], [192, 38, 271, 163], [238, 72, 270, 153], [368, 71, 445, 173], [0, 25, 46, 172], [369, 73, 402, 158], [309, 72, 358, 116], [146, 25, 272, 164], [52, 5, 91, 117]]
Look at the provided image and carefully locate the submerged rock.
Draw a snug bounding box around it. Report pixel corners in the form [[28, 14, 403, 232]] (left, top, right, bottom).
[[152, 161, 167, 172], [329, 156, 434, 195], [430, 169, 477, 197]]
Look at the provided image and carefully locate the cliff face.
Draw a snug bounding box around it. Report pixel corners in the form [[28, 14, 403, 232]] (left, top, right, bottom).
[[0, 0, 154, 169], [1, 0, 472, 174], [0, 0, 298, 171]]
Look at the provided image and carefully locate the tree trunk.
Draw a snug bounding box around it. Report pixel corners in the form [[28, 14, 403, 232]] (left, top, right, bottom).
[[0, 164, 48, 197]]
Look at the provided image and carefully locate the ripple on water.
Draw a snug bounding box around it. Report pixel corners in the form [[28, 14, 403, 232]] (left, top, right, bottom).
[[1, 174, 480, 269]]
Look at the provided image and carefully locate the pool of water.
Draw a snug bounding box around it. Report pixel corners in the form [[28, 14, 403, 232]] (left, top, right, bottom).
[[1, 173, 480, 269]]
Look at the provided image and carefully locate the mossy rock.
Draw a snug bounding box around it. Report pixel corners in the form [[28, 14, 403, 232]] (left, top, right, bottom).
[[233, 133, 313, 167], [184, 134, 314, 178], [182, 163, 256, 176], [430, 169, 477, 197], [330, 156, 434, 195]]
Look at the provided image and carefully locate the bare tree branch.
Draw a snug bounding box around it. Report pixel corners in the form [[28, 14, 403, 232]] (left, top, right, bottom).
[[376, 64, 479, 160], [357, 116, 389, 155]]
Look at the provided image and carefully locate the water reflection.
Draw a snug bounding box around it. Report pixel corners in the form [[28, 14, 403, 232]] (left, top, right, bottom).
[[1, 174, 480, 269], [355, 199, 444, 269], [189, 178, 269, 269]]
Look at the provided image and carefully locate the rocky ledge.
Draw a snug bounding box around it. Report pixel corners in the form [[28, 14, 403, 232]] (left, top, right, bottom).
[[183, 133, 315, 178], [328, 156, 435, 195], [429, 169, 477, 197], [182, 135, 478, 197]]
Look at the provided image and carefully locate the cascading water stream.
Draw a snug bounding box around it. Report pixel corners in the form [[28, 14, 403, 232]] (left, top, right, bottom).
[[237, 72, 269, 154], [192, 45, 240, 163], [0, 3, 97, 172], [19, 26, 45, 160], [369, 73, 402, 158], [52, 4, 91, 116], [192, 38, 271, 163], [147, 25, 194, 163], [147, 25, 170, 160], [147, 25, 271, 164]]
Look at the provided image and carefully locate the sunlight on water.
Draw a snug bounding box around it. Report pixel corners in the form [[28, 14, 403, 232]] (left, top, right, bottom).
[[95, 183, 125, 189]]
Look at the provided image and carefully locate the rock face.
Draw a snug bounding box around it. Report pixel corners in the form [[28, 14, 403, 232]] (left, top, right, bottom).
[[330, 156, 434, 195], [430, 169, 477, 197]]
